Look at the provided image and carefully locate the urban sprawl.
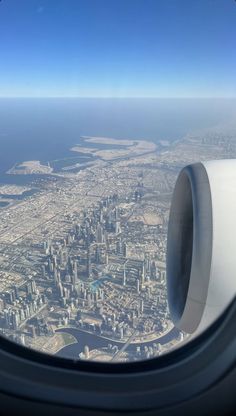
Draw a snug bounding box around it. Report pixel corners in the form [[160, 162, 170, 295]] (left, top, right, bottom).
[[0, 125, 235, 362]]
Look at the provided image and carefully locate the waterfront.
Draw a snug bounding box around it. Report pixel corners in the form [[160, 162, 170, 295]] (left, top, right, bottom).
[[0, 98, 235, 361], [0, 98, 232, 178], [56, 327, 179, 360]]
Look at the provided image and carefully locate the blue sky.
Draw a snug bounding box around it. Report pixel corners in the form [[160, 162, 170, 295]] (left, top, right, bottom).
[[0, 0, 235, 98]]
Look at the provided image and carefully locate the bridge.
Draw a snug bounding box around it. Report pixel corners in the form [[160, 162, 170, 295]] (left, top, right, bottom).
[[110, 330, 137, 362]]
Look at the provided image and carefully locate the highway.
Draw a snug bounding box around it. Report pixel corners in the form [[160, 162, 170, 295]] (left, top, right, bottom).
[[110, 330, 137, 362]]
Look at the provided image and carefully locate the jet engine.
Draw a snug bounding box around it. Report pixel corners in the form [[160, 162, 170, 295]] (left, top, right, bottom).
[[167, 160, 236, 334]]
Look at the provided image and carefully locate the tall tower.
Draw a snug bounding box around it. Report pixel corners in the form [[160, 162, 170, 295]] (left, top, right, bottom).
[[145, 255, 151, 274], [54, 269, 58, 285], [141, 261, 145, 285], [150, 261, 157, 280], [87, 247, 91, 278], [116, 239, 122, 255], [84, 345, 90, 359], [96, 224, 104, 243], [140, 299, 144, 314], [122, 241, 127, 258], [123, 263, 127, 286], [115, 221, 121, 235], [72, 260, 78, 286], [136, 279, 140, 294], [95, 245, 102, 264], [30, 278, 37, 294]]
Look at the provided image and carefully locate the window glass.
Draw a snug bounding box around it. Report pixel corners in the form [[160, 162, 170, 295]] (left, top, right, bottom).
[[0, 0, 235, 362]]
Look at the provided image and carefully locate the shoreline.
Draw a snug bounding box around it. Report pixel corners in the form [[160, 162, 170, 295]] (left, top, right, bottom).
[[55, 322, 177, 355]]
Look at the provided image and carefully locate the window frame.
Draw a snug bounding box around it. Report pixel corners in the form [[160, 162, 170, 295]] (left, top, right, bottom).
[[0, 298, 235, 412]]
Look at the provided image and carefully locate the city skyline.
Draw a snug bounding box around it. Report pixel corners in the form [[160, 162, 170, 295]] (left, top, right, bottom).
[[0, 125, 236, 361]]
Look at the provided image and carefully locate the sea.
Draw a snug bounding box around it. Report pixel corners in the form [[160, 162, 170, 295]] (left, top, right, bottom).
[[0, 97, 235, 184]]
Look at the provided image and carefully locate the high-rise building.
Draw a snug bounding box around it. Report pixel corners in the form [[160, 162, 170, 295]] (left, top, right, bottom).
[[136, 279, 140, 294], [116, 239, 122, 255], [122, 242, 127, 257], [0, 298, 5, 311], [26, 281, 32, 296], [141, 262, 145, 285], [30, 279, 37, 294], [123, 266, 126, 286], [72, 260, 78, 285], [87, 247, 91, 278], [96, 224, 104, 243], [54, 269, 59, 285], [13, 285, 19, 299], [115, 221, 121, 235], [150, 261, 157, 280], [95, 245, 101, 264], [84, 345, 90, 359]]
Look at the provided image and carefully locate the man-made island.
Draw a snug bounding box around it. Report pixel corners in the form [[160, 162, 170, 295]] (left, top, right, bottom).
[[71, 136, 157, 161], [7, 160, 53, 175]]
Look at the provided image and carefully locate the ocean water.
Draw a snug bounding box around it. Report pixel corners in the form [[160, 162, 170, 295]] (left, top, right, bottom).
[[0, 98, 235, 183]]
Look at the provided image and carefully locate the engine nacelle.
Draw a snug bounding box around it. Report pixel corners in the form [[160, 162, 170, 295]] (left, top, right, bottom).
[[167, 160, 236, 334]]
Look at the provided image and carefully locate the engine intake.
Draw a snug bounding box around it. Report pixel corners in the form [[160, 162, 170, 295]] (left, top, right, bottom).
[[167, 160, 236, 334]]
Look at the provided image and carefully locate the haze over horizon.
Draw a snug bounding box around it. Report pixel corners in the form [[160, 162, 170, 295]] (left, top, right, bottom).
[[0, 0, 235, 98]]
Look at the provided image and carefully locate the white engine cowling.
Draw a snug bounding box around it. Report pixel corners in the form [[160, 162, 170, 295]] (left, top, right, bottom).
[[167, 160, 236, 335]]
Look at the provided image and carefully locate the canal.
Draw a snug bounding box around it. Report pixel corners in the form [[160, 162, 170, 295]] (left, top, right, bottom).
[[56, 327, 179, 360]]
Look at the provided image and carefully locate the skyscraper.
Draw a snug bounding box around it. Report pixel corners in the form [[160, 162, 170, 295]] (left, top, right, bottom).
[[96, 224, 104, 243]]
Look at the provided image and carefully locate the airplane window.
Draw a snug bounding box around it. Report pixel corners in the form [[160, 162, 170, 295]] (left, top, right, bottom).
[[0, 0, 235, 363]]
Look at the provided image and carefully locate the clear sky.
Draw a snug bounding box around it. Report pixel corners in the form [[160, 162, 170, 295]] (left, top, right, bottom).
[[0, 0, 235, 98]]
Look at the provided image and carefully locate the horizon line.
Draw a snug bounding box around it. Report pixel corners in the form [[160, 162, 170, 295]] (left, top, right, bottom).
[[0, 96, 236, 100]]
